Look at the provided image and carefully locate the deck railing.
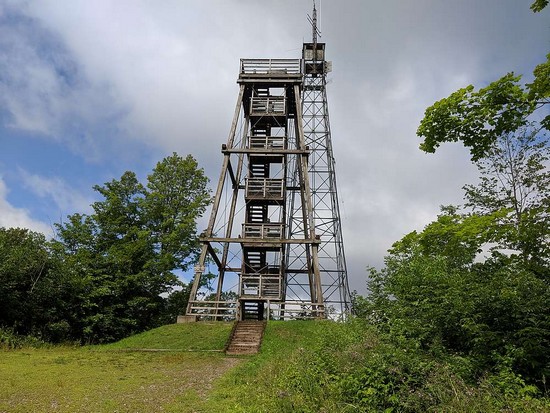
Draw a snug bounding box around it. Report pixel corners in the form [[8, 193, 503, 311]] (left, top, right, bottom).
[[240, 274, 282, 299], [242, 223, 284, 239], [245, 178, 284, 200], [187, 300, 238, 320], [268, 302, 326, 320], [240, 58, 301, 75], [250, 96, 286, 116], [249, 135, 286, 151]]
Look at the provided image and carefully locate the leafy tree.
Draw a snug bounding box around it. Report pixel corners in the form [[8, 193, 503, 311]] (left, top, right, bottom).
[[417, 54, 550, 161], [0, 228, 84, 342], [463, 127, 550, 266], [364, 125, 550, 388], [366, 214, 550, 387], [0, 228, 48, 332], [145, 153, 211, 276], [52, 153, 211, 343]]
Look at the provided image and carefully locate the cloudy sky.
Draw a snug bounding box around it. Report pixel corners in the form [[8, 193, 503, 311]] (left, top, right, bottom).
[[1, 0, 548, 292]]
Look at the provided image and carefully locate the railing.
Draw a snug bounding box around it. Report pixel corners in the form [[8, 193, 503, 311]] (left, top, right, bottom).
[[242, 223, 284, 239], [250, 96, 286, 117], [240, 59, 301, 75], [243, 263, 281, 274], [187, 300, 237, 320], [240, 274, 282, 299], [249, 135, 286, 151], [267, 302, 326, 320], [245, 178, 284, 200]]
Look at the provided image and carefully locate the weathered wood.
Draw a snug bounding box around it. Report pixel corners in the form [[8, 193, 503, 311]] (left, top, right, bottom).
[[186, 56, 327, 321], [225, 321, 266, 355]]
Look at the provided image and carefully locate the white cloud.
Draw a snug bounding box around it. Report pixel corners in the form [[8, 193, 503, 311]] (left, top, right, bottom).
[[18, 168, 93, 214], [1, 0, 548, 292], [0, 176, 51, 235]]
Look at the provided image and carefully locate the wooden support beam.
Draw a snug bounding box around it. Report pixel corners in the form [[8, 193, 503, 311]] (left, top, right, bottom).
[[200, 236, 321, 245], [227, 158, 237, 188], [205, 242, 223, 270], [222, 148, 310, 155]]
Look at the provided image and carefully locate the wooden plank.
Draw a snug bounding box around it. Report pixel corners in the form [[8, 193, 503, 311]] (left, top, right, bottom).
[[200, 237, 321, 245]]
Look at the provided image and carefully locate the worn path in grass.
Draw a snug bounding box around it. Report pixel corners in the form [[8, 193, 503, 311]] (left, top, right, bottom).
[[0, 321, 319, 413], [0, 323, 239, 413]]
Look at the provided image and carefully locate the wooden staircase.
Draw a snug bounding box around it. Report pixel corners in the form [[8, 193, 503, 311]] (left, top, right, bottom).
[[225, 321, 266, 355]]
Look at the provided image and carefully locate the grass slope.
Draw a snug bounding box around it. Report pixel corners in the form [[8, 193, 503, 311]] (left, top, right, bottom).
[[0, 323, 237, 413], [206, 320, 322, 412], [4, 321, 546, 412], [104, 322, 233, 351]]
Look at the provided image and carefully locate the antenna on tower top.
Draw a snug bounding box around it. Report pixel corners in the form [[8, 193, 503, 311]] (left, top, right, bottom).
[[307, 0, 321, 46]]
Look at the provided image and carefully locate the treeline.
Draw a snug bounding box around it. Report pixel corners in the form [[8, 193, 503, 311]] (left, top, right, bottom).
[[352, 49, 550, 403], [346, 48, 550, 408], [0, 153, 210, 344]]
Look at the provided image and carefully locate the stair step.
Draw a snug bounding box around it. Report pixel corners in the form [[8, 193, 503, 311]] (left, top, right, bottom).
[[225, 321, 266, 355]]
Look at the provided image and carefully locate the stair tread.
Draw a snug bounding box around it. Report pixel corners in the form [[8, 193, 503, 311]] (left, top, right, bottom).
[[225, 320, 266, 355]]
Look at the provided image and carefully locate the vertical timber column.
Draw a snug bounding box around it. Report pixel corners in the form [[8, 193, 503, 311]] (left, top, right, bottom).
[[186, 85, 246, 318]]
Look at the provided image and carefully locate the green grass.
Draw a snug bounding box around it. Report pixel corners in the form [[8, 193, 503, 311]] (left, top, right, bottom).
[[3, 321, 547, 413], [0, 321, 319, 413], [0, 322, 237, 413], [104, 322, 233, 351], [0, 348, 238, 412], [205, 320, 323, 412]]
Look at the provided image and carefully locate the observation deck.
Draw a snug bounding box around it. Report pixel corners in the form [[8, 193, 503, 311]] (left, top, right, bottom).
[[239, 59, 302, 84]]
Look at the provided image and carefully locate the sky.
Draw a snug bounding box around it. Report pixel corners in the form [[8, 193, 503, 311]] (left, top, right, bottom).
[[0, 0, 549, 293]]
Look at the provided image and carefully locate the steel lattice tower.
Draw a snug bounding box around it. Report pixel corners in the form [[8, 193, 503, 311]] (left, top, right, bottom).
[[184, 5, 350, 321], [290, 4, 351, 316]]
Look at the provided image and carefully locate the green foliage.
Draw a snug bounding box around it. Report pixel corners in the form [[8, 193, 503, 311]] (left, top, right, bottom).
[[0, 228, 84, 342], [361, 125, 550, 390], [0, 228, 48, 328], [531, 0, 549, 12], [0, 327, 46, 349], [211, 321, 550, 412], [0, 153, 210, 344], [409, 28, 550, 401], [417, 55, 550, 160], [49, 153, 211, 343], [364, 193, 550, 390], [388, 207, 505, 269], [145, 153, 212, 274], [462, 127, 550, 265]]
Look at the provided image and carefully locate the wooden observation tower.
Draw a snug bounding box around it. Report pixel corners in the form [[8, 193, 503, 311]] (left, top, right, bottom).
[[186, 3, 350, 321]]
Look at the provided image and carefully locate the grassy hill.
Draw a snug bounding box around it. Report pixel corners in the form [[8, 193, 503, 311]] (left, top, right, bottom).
[[103, 322, 233, 351], [0, 321, 318, 413], [0, 323, 236, 413], [1, 321, 548, 412]]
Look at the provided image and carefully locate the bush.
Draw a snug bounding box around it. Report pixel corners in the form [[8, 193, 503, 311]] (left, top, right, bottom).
[[268, 321, 550, 412], [0, 327, 45, 349]]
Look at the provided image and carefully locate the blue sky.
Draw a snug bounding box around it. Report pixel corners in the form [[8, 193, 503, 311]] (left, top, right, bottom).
[[1, 0, 549, 292]]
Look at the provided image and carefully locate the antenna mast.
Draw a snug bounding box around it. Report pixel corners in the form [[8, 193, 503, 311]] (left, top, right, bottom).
[[307, 1, 321, 47]]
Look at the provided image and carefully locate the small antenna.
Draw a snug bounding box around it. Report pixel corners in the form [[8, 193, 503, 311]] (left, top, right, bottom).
[[307, 0, 321, 46]]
